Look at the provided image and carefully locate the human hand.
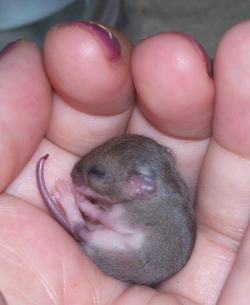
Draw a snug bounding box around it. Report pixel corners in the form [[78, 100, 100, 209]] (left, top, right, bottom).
[[1, 20, 250, 304]]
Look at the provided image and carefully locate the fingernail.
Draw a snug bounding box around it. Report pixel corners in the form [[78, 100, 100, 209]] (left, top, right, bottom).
[[74, 21, 122, 63], [0, 40, 17, 57], [172, 32, 213, 77]]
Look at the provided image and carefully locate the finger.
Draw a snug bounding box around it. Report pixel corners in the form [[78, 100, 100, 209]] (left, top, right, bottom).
[[186, 20, 250, 304], [0, 40, 52, 191], [198, 19, 250, 245], [43, 22, 135, 155], [200, 21, 250, 304], [128, 32, 214, 198]]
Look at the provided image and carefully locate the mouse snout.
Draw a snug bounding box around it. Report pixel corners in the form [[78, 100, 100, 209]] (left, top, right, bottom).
[[71, 163, 86, 186]]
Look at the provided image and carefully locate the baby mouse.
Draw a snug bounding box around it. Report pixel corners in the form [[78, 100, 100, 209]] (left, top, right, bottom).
[[36, 134, 196, 286]]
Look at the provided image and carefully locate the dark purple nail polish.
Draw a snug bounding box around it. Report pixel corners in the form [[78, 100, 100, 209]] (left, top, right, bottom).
[[74, 21, 122, 63], [171, 31, 213, 77], [0, 41, 17, 57]]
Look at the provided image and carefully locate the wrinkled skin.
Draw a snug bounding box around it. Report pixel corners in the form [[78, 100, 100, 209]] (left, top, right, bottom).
[[1, 20, 250, 305], [37, 134, 196, 285]]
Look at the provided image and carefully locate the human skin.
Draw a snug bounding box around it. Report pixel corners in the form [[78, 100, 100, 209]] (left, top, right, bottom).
[[0, 19, 250, 304]]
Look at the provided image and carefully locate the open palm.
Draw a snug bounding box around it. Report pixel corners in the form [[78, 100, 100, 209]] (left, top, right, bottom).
[[1, 20, 250, 305]]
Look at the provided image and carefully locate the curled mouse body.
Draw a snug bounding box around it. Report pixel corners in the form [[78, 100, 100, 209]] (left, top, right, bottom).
[[37, 134, 196, 286]]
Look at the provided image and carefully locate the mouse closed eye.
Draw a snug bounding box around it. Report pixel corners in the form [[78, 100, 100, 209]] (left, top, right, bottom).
[[88, 166, 106, 180], [37, 134, 196, 286]]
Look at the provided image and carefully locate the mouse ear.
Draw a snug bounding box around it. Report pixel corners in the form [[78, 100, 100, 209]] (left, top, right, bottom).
[[127, 173, 158, 199]]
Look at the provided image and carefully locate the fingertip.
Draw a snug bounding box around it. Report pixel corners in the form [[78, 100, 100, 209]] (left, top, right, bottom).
[[131, 32, 214, 139], [43, 21, 134, 115], [169, 31, 213, 78], [213, 20, 250, 157]]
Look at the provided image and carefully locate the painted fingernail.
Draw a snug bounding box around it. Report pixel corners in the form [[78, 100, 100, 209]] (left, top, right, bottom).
[[173, 32, 213, 77], [0, 40, 17, 57], [74, 21, 122, 63]]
